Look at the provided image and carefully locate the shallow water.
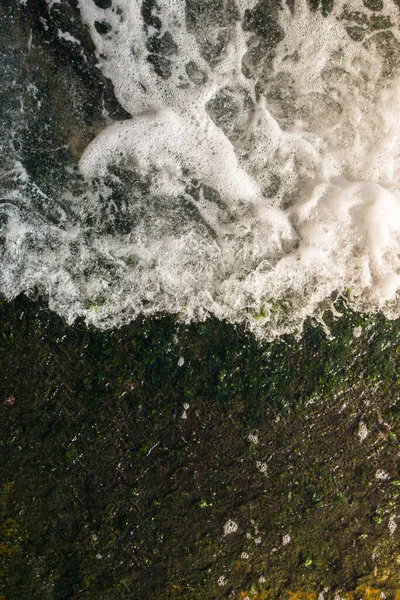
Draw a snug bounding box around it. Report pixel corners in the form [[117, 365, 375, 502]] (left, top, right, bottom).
[[2, 0, 400, 337]]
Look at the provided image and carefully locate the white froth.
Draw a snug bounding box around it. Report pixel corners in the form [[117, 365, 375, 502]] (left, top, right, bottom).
[[3, 0, 400, 336], [58, 30, 82, 45], [79, 108, 262, 207]]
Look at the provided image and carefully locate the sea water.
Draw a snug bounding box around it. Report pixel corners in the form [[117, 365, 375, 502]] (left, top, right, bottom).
[[2, 0, 400, 338]]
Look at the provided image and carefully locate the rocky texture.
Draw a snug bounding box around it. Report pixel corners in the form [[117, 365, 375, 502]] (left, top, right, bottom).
[[1, 295, 400, 599]]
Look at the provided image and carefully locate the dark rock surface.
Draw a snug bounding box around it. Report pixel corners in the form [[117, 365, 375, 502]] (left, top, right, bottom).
[[1, 295, 400, 599]]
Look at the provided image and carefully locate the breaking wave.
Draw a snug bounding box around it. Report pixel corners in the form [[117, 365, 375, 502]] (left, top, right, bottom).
[[2, 0, 400, 337]]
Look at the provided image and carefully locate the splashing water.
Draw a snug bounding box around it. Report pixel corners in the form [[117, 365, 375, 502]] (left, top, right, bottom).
[[2, 0, 400, 337]]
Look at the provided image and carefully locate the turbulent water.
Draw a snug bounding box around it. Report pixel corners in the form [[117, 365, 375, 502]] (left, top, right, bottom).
[[2, 0, 400, 337]]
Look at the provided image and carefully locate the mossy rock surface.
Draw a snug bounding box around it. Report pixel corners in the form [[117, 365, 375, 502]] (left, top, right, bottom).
[[1, 295, 400, 599]]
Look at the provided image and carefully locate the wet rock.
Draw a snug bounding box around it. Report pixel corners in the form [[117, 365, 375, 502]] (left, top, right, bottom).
[[370, 14, 392, 30], [242, 0, 284, 47], [2, 296, 400, 599], [92, 0, 112, 8], [185, 61, 208, 85], [94, 20, 112, 35], [185, 0, 239, 30], [341, 9, 370, 25], [141, 0, 162, 30], [346, 25, 366, 41], [308, 0, 334, 15], [241, 0, 284, 80], [364, 30, 400, 76], [147, 54, 172, 79], [206, 85, 254, 142], [146, 31, 178, 56], [185, 0, 239, 65], [363, 0, 384, 10]]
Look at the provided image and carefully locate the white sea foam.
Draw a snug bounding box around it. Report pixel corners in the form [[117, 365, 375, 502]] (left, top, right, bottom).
[[3, 0, 400, 336]]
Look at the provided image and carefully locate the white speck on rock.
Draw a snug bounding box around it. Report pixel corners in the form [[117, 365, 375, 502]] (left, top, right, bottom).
[[358, 421, 368, 441], [256, 461, 268, 474], [58, 30, 81, 45], [389, 516, 397, 535], [223, 519, 238, 536]]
